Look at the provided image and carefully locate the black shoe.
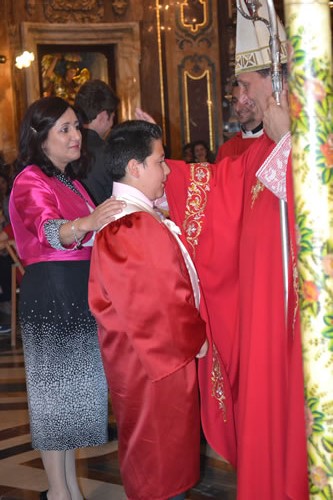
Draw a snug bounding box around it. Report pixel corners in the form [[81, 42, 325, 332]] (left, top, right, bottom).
[[40, 491, 48, 500]]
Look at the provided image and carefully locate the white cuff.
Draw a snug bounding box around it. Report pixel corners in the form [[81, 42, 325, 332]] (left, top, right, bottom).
[[256, 132, 291, 202]]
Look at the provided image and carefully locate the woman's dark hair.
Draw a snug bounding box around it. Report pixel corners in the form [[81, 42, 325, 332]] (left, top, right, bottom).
[[16, 96, 88, 179], [0, 172, 10, 195]]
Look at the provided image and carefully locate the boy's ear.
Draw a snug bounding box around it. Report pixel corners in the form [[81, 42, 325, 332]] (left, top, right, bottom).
[[127, 159, 141, 178]]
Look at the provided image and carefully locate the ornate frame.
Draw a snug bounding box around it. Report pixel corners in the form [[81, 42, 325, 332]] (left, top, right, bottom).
[[20, 22, 141, 120]]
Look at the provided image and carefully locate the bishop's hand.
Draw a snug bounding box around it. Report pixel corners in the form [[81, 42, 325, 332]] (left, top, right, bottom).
[[263, 90, 290, 144]]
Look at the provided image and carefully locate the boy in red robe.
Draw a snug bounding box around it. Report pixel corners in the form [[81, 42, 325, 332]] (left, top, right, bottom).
[[88, 120, 207, 500]]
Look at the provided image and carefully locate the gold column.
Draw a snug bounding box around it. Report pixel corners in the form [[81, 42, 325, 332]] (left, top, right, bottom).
[[155, 0, 167, 145], [284, 0, 333, 495]]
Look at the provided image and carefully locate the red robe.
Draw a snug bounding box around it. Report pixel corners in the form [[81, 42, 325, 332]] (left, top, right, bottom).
[[89, 211, 206, 500], [166, 133, 308, 500], [215, 131, 259, 162], [165, 157, 246, 467]]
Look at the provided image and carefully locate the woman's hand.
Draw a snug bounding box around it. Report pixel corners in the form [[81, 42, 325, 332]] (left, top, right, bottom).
[[59, 197, 126, 247], [79, 197, 126, 234]]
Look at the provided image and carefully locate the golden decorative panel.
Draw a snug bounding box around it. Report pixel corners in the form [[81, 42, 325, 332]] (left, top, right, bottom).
[[180, 0, 208, 34], [180, 54, 216, 152], [43, 0, 104, 23]]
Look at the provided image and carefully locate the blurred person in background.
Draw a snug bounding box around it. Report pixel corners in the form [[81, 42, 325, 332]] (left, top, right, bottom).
[[216, 81, 263, 162], [74, 79, 120, 205], [191, 140, 215, 163]]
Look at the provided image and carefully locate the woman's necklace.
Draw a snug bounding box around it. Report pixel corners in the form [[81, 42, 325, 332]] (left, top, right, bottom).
[[55, 172, 84, 199]]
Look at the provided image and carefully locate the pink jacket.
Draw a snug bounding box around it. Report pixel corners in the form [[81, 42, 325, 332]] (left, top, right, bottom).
[[10, 165, 95, 266]]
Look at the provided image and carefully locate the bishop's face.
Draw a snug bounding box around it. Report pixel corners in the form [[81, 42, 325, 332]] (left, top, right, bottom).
[[237, 70, 273, 116]]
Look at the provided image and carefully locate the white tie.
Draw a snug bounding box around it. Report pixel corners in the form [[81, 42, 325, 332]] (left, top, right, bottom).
[[162, 220, 200, 309]]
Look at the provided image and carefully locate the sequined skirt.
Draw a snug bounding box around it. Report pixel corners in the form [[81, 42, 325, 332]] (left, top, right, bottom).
[[19, 260, 108, 451]]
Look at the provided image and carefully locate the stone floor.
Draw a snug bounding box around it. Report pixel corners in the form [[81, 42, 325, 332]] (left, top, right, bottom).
[[0, 325, 237, 499]]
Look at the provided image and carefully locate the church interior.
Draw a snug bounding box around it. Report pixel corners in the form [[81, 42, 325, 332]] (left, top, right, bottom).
[[0, 0, 286, 165], [0, 0, 331, 499], [0, 1, 251, 498]]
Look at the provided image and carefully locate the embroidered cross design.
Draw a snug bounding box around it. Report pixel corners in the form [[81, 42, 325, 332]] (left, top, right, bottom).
[[251, 179, 265, 208]]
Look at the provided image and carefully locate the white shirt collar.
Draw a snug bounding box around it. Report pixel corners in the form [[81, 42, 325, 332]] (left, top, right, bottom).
[[241, 122, 264, 139], [112, 182, 154, 208]]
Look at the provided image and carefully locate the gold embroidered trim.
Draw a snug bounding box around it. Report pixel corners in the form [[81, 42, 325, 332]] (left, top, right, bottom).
[[211, 343, 227, 422], [183, 162, 211, 257], [251, 179, 265, 208]]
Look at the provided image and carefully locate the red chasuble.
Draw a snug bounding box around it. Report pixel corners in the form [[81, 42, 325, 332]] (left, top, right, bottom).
[[89, 211, 206, 500], [166, 133, 308, 500], [236, 140, 308, 500]]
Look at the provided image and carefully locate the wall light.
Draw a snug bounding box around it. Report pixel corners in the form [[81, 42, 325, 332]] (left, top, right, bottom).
[[0, 55, 7, 63], [15, 51, 34, 69]]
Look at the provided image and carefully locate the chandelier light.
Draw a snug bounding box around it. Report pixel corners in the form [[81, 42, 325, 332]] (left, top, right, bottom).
[[15, 51, 35, 69]]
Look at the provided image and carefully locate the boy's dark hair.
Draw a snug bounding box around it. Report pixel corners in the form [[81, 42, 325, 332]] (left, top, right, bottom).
[[74, 79, 119, 124], [106, 120, 163, 181]]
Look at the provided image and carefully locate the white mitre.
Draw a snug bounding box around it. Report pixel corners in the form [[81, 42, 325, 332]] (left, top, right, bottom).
[[235, 0, 287, 75]]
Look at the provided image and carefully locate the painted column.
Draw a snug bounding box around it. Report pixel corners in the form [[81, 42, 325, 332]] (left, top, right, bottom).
[[283, 0, 333, 496]]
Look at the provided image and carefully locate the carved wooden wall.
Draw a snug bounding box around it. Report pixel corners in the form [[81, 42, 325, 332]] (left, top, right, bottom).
[[153, 0, 222, 158], [0, 0, 287, 163]]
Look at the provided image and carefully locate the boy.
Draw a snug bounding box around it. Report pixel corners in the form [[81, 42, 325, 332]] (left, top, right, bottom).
[[89, 120, 207, 500]]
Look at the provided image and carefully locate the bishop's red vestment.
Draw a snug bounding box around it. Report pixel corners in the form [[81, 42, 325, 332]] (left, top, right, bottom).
[[89, 194, 206, 500], [165, 133, 308, 500]]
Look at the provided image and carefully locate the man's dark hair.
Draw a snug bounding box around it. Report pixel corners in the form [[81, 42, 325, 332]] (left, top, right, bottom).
[[106, 120, 163, 181], [74, 79, 120, 124], [256, 63, 288, 81]]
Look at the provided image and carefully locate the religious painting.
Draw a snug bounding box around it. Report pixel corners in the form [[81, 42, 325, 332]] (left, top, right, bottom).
[[37, 45, 116, 106]]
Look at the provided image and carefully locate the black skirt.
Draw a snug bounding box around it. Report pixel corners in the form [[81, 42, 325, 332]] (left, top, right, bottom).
[[20, 260, 108, 450]]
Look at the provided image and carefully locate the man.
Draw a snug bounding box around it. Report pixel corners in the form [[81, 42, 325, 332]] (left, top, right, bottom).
[[165, 2, 308, 498], [74, 79, 119, 204], [88, 120, 207, 500], [215, 81, 263, 162]]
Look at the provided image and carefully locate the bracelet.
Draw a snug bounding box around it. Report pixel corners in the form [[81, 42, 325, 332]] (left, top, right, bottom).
[[71, 218, 83, 249]]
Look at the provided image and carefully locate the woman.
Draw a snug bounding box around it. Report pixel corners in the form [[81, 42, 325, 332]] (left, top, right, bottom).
[[191, 140, 215, 163], [9, 96, 124, 500]]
